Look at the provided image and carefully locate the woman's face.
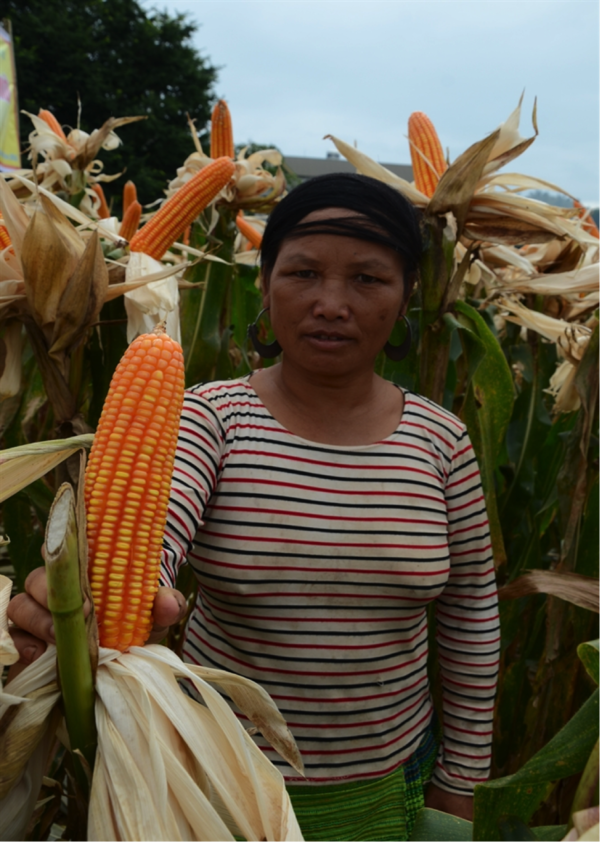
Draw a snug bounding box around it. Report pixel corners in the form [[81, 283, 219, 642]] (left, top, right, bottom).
[[263, 208, 406, 377]]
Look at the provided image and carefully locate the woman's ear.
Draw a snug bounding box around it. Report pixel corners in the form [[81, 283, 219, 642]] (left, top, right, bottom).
[[260, 272, 271, 309], [398, 272, 417, 317]]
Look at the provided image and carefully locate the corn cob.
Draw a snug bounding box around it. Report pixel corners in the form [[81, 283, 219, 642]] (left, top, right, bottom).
[[91, 183, 111, 219], [0, 215, 11, 250], [119, 199, 142, 241], [38, 108, 68, 142], [129, 157, 235, 259], [573, 199, 599, 239], [408, 112, 447, 198], [85, 324, 185, 651], [210, 100, 235, 159], [236, 212, 263, 249], [122, 180, 138, 216]]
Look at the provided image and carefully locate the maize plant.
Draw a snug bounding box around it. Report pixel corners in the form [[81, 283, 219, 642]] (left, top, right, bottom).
[[327, 97, 599, 832], [13, 110, 145, 218]]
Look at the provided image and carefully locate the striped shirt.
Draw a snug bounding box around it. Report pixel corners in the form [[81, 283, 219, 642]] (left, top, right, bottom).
[[160, 378, 499, 792]]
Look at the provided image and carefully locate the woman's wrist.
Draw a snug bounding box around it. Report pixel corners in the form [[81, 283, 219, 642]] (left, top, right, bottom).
[[424, 782, 474, 821]]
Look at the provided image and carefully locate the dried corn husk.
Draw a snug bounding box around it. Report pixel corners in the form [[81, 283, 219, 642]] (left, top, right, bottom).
[[124, 251, 182, 343], [21, 195, 85, 332], [562, 808, 600, 841], [0, 575, 19, 668], [0, 582, 61, 842], [89, 645, 303, 841], [0, 321, 23, 400], [496, 263, 599, 297], [324, 135, 427, 206], [546, 360, 581, 413], [0, 436, 94, 503], [497, 296, 595, 412], [0, 570, 303, 841], [0, 703, 60, 842], [499, 570, 599, 613], [0, 642, 303, 841], [498, 297, 592, 361], [0, 646, 60, 799]]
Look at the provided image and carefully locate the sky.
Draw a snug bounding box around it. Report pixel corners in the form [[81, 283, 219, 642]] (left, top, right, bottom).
[[142, 0, 599, 204]]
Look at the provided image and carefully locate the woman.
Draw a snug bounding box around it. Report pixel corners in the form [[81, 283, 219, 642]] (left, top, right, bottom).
[[9, 174, 499, 841]]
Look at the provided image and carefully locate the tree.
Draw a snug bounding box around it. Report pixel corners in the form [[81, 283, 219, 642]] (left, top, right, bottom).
[[1, 0, 218, 205]]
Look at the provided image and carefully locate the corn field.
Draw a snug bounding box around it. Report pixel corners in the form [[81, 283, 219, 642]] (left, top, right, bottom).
[[0, 98, 598, 841]]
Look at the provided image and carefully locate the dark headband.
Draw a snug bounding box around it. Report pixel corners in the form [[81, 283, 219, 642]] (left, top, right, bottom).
[[260, 173, 423, 281]]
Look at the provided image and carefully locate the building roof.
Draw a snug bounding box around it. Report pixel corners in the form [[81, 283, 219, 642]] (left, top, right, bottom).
[[283, 154, 412, 182]]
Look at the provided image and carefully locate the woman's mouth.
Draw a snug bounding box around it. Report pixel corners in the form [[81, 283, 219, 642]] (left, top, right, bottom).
[[305, 332, 352, 348]]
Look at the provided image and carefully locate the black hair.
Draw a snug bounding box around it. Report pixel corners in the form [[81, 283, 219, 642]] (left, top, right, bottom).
[[260, 173, 423, 286]]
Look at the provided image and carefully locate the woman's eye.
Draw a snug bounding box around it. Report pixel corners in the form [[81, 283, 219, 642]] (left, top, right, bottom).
[[357, 273, 381, 284], [293, 269, 316, 278]]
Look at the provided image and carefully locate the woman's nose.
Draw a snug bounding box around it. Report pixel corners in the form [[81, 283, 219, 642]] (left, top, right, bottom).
[[311, 277, 350, 319]]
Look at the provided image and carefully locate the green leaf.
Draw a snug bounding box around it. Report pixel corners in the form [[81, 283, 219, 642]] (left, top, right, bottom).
[[442, 311, 486, 381], [576, 478, 599, 578], [455, 300, 514, 569], [578, 640, 600, 685], [531, 826, 568, 841], [498, 815, 537, 840], [214, 325, 234, 381], [4, 492, 45, 592], [230, 265, 261, 349], [556, 325, 599, 567], [382, 309, 420, 392], [473, 690, 599, 840], [417, 218, 454, 404], [456, 301, 514, 467], [181, 213, 236, 387], [409, 808, 472, 841], [570, 738, 599, 815], [87, 296, 128, 429]]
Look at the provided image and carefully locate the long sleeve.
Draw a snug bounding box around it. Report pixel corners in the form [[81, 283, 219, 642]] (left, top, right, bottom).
[[432, 429, 500, 794], [160, 388, 226, 588]]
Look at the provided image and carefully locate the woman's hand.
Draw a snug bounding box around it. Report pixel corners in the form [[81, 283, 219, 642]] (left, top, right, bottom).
[[424, 783, 473, 821], [7, 566, 187, 667]]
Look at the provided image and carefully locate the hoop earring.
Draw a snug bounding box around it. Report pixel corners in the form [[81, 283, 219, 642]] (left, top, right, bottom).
[[247, 308, 282, 359], [384, 315, 411, 362]]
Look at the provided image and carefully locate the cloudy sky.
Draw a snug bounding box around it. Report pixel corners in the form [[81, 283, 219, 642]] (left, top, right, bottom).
[[144, 0, 599, 204]]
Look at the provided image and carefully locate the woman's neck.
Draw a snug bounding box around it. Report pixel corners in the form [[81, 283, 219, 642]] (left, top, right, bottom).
[[249, 361, 404, 446]]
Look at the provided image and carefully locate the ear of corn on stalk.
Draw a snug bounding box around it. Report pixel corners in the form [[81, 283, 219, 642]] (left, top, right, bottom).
[[119, 199, 142, 241], [122, 180, 138, 215], [210, 99, 235, 159], [0, 215, 11, 250], [236, 212, 263, 249], [91, 184, 110, 220], [37, 109, 68, 143], [85, 324, 185, 650], [573, 199, 600, 239], [407, 111, 448, 198], [129, 156, 235, 260]]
